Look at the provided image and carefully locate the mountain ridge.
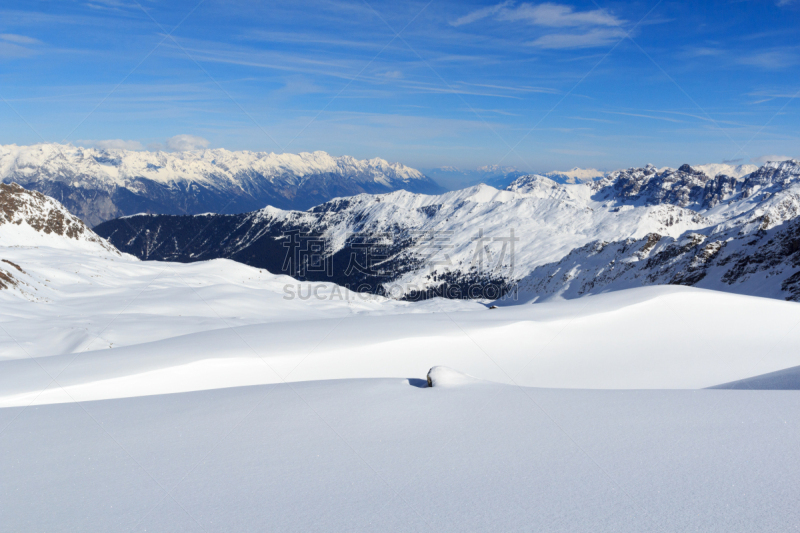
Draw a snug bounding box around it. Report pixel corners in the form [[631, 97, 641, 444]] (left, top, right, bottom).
[[0, 143, 444, 226]]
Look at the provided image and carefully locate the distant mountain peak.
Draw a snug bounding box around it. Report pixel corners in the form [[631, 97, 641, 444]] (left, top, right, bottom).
[[544, 167, 605, 183]]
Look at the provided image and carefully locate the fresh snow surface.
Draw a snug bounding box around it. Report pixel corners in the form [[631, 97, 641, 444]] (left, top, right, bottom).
[[2, 380, 799, 532], [3, 242, 800, 531], [0, 246, 480, 361]]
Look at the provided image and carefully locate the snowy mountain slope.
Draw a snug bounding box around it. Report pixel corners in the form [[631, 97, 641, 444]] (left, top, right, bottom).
[[514, 160, 800, 302], [4, 379, 799, 532], [0, 181, 123, 297], [514, 217, 800, 302], [94, 160, 800, 301], [0, 143, 443, 225], [0, 245, 479, 360], [94, 180, 710, 299], [4, 285, 800, 407]]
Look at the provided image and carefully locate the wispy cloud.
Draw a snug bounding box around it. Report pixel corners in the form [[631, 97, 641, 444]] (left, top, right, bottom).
[[567, 116, 616, 123], [602, 111, 683, 123], [166, 134, 210, 151], [462, 82, 559, 94], [495, 2, 623, 27], [451, 1, 514, 27], [529, 27, 626, 49], [83, 0, 140, 11], [0, 34, 41, 45], [464, 108, 522, 116], [453, 2, 623, 28], [0, 33, 43, 58], [684, 46, 725, 57], [747, 90, 800, 104], [752, 154, 793, 164], [452, 2, 626, 49], [738, 48, 800, 69], [76, 138, 145, 150]]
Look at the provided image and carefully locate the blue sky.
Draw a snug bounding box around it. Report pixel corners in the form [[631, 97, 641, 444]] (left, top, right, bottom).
[[0, 0, 798, 173]]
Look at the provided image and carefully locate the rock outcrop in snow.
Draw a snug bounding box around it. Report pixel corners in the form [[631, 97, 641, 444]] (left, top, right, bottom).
[[426, 366, 480, 387], [0, 182, 123, 298], [0, 143, 444, 226], [0, 182, 119, 253]]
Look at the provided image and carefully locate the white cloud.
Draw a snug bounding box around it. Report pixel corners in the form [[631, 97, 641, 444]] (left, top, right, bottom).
[[0, 34, 42, 45], [453, 2, 623, 28], [738, 49, 800, 69], [451, 1, 513, 26], [77, 139, 145, 151], [602, 111, 683, 123], [0, 34, 42, 59], [496, 2, 622, 27], [452, 2, 626, 49], [530, 27, 626, 49], [165, 134, 210, 151], [752, 154, 794, 164]]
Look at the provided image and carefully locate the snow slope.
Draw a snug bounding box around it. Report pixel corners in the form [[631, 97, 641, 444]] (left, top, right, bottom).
[[3, 380, 799, 532], [4, 278, 800, 407]]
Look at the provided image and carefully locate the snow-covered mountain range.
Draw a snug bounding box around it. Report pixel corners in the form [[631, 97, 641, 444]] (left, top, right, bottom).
[[92, 159, 800, 301], [4, 156, 800, 533], [0, 143, 444, 226]]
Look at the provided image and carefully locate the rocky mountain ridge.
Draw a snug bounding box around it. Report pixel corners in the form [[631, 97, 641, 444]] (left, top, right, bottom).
[[0, 182, 117, 250]]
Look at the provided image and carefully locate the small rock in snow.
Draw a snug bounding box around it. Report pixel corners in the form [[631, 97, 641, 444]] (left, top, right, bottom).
[[426, 366, 479, 388]]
